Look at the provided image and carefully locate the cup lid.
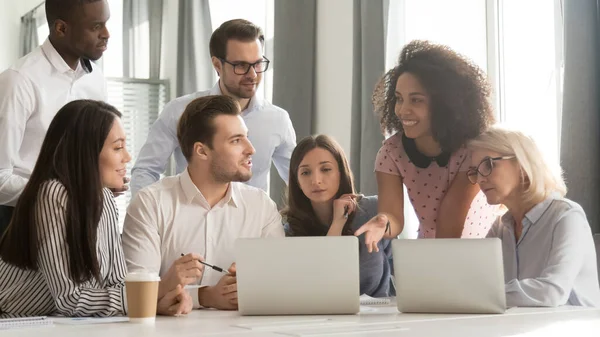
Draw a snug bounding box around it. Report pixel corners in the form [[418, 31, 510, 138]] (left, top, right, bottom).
[[125, 271, 161, 282]]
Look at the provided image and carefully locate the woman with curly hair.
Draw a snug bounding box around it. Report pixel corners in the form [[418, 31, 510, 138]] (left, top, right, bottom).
[[355, 40, 497, 245]]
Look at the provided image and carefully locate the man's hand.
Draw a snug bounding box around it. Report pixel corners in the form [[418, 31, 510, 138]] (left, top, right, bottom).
[[111, 177, 130, 197], [156, 285, 193, 316], [198, 263, 237, 310], [159, 253, 204, 299]]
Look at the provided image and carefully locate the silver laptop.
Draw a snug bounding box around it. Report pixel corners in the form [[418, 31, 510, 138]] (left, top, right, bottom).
[[392, 238, 506, 314], [236, 236, 360, 315]]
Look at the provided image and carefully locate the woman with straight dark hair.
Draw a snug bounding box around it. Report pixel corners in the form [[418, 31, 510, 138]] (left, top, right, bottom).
[[0, 100, 189, 317], [282, 135, 393, 297]]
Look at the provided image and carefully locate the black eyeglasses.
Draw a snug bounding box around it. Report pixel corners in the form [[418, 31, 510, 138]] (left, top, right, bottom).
[[219, 56, 270, 75], [466, 156, 515, 184]]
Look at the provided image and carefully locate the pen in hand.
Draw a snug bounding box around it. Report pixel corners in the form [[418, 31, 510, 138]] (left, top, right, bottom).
[[180, 254, 230, 275], [343, 194, 363, 219]]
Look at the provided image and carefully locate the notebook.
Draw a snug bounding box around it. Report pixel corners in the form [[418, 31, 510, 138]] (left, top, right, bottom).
[[359, 295, 391, 305], [0, 316, 53, 330]]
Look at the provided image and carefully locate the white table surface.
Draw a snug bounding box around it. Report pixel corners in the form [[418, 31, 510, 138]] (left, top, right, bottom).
[[4, 305, 600, 337]]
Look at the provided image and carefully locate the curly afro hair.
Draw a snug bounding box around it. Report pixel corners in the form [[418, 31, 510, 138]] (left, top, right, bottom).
[[373, 40, 495, 153]]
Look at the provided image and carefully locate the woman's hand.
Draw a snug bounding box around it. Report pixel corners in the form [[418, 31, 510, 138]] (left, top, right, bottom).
[[332, 194, 361, 223], [156, 285, 193, 316], [354, 213, 389, 253]]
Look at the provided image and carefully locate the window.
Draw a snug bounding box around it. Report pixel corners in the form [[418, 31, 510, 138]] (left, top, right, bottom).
[[497, 0, 563, 167], [386, 0, 564, 238], [386, 0, 488, 71], [36, 13, 49, 44], [386, 0, 563, 166], [208, 0, 274, 101], [102, 0, 125, 78]]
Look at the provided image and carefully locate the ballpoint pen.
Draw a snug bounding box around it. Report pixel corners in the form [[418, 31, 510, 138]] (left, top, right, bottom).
[[180, 254, 230, 275]]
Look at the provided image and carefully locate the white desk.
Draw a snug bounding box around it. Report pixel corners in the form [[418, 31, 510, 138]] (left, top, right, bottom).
[[4, 305, 600, 337]]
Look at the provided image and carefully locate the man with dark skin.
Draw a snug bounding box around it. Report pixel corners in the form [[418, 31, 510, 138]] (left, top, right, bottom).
[[46, 0, 111, 68], [0, 0, 125, 235]]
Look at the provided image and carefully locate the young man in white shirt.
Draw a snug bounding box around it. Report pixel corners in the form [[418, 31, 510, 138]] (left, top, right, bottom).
[[130, 19, 296, 196], [123, 95, 285, 312], [0, 0, 115, 234]]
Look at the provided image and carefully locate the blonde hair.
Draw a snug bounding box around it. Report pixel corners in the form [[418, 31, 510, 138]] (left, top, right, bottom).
[[467, 125, 566, 205]]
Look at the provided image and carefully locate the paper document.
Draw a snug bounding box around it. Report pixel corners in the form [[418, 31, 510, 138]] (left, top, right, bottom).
[[359, 295, 391, 305], [52, 316, 129, 325], [0, 316, 53, 330]]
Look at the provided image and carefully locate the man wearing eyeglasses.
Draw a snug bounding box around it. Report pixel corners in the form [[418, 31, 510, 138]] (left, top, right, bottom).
[[130, 19, 296, 195]]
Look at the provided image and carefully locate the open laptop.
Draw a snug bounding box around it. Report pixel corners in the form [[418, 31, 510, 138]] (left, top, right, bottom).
[[236, 236, 360, 315], [392, 238, 506, 314]]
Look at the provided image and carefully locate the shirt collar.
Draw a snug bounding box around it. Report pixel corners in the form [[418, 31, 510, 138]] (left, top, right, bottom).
[[523, 193, 559, 226], [402, 133, 451, 168], [500, 193, 559, 228], [41, 38, 93, 75], [210, 81, 264, 116], [226, 183, 240, 208], [179, 168, 239, 208]]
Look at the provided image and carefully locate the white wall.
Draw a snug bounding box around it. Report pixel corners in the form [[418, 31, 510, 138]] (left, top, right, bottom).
[[314, 0, 354, 159], [0, 0, 41, 70], [0, 1, 16, 70]]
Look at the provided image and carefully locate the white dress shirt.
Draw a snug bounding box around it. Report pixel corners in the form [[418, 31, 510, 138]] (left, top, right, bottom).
[[130, 82, 296, 195], [122, 169, 285, 308], [487, 194, 600, 307], [0, 38, 107, 206]]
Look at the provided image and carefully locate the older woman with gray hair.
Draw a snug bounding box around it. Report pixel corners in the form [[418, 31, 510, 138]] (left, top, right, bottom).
[[467, 126, 600, 307]]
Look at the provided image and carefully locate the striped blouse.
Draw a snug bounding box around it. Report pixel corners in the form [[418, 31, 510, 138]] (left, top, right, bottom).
[[0, 180, 127, 317]]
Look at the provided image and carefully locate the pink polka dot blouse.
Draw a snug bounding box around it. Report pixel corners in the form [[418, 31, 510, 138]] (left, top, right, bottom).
[[375, 133, 497, 238]]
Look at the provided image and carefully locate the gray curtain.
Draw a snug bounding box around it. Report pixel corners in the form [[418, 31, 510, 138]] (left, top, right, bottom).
[[176, 0, 213, 96], [350, 0, 388, 195], [270, 0, 317, 206], [123, 0, 164, 78], [19, 11, 40, 57], [560, 0, 600, 234]]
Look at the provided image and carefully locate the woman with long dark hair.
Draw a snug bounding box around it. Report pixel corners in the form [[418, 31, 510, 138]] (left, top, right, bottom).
[[282, 135, 393, 297], [0, 100, 191, 317]]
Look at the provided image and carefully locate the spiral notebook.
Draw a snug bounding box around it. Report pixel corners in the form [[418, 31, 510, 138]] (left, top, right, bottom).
[[0, 316, 53, 330], [359, 295, 391, 305]]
